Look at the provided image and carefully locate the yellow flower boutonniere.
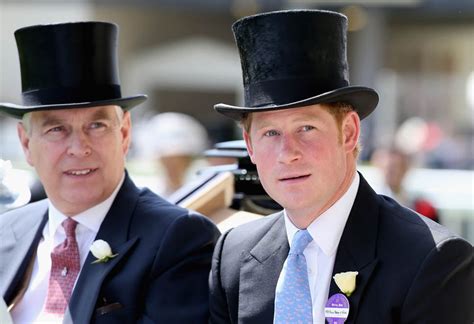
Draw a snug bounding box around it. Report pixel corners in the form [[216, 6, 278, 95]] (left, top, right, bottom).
[[333, 271, 358, 297]]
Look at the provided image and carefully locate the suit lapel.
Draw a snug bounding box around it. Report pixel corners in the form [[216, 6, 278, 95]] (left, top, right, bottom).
[[329, 174, 380, 323], [238, 213, 289, 323], [0, 202, 48, 303], [67, 174, 140, 323]]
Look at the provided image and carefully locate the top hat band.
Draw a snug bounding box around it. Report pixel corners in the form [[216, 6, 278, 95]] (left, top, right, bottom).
[[22, 85, 121, 106]]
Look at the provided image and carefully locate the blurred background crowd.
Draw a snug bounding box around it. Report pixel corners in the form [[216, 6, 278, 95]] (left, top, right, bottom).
[[0, 0, 473, 243]]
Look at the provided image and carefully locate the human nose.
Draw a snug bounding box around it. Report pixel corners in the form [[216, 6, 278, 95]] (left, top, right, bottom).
[[66, 130, 92, 157], [277, 135, 301, 164]]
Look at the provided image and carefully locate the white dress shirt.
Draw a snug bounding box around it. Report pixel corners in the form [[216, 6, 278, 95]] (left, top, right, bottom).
[[11, 176, 124, 324], [275, 173, 359, 324]]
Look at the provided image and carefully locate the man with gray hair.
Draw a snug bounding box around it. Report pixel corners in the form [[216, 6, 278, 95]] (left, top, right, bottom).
[[0, 21, 219, 323]]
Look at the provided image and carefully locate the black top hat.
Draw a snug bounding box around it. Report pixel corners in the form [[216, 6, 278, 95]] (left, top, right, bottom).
[[0, 21, 147, 119], [214, 10, 378, 121]]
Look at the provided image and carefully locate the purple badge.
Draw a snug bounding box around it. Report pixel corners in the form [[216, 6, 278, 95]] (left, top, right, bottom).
[[324, 293, 350, 323]]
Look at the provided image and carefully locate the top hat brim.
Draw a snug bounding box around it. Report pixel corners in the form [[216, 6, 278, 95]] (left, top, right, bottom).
[[215, 86, 378, 121], [0, 95, 147, 119]]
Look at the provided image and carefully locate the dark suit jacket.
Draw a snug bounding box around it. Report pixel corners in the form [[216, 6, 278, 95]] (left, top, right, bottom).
[[0, 173, 220, 323], [209, 174, 473, 323]]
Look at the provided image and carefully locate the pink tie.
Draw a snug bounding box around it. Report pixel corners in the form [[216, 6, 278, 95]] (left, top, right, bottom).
[[43, 218, 80, 315]]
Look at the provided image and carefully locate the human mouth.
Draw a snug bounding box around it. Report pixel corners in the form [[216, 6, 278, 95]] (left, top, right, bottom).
[[65, 168, 97, 176], [279, 174, 311, 182]]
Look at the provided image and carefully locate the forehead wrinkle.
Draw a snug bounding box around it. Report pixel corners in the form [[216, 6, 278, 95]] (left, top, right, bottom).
[[33, 106, 118, 128], [33, 112, 66, 129]]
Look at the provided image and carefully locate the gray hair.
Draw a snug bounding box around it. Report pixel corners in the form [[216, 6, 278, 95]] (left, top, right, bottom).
[[21, 112, 32, 135]]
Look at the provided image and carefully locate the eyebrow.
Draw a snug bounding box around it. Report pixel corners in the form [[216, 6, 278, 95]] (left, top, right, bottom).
[[253, 113, 320, 129], [90, 109, 115, 120], [39, 115, 65, 128]]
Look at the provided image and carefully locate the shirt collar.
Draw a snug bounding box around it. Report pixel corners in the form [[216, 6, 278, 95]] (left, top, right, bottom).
[[47, 174, 125, 237], [284, 172, 360, 256]]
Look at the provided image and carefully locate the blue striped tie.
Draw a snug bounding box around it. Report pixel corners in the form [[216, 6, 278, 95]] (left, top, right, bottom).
[[274, 229, 313, 323]]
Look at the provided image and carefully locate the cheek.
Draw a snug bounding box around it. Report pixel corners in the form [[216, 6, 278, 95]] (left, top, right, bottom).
[[251, 145, 274, 165], [314, 134, 340, 154], [101, 136, 127, 165], [29, 142, 63, 176], [255, 163, 273, 192], [253, 151, 276, 185], [28, 139, 47, 164], [111, 129, 127, 151]]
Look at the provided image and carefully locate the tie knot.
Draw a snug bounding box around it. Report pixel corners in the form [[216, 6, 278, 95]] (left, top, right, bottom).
[[290, 230, 313, 255], [62, 218, 78, 239]]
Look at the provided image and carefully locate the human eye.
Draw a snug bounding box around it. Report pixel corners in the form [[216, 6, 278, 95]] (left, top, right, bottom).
[[300, 125, 315, 132], [89, 121, 106, 129], [44, 125, 66, 135], [47, 126, 64, 133], [42, 125, 67, 140], [89, 121, 108, 130], [264, 129, 280, 137]]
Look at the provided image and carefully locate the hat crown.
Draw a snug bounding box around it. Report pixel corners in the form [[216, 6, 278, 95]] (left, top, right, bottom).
[[232, 10, 350, 107], [14, 21, 121, 105], [214, 9, 378, 121]]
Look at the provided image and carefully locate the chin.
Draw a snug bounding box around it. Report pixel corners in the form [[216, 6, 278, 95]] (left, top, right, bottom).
[[63, 191, 104, 207], [275, 196, 306, 211]]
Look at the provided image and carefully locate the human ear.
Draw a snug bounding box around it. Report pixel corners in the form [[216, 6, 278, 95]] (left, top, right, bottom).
[[121, 112, 132, 155], [17, 122, 34, 166], [342, 111, 360, 153], [243, 130, 256, 164]]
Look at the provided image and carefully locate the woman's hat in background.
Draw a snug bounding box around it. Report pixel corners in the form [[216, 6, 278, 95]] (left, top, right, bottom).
[[145, 112, 209, 158], [0, 21, 147, 119], [214, 10, 378, 121]]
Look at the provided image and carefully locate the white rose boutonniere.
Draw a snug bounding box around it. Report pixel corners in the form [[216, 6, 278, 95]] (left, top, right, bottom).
[[90, 240, 118, 264], [333, 271, 359, 297]]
